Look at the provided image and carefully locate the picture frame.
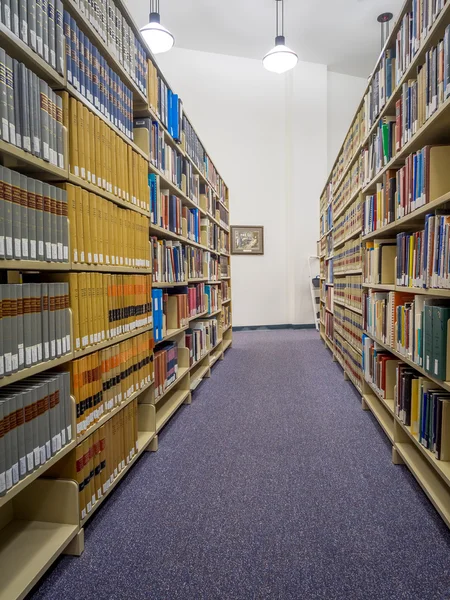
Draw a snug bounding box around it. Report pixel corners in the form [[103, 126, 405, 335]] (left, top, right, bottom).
[[231, 226, 264, 255]]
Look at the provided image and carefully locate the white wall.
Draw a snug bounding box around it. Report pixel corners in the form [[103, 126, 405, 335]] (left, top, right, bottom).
[[157, 49, 364, 326], [327, 71, 367, 171]]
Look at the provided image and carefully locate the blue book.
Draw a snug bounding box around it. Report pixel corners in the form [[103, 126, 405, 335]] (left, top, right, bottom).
[[79, 30, 85, 98], [172, 94, 179, 140], [63, 11, 72, 84]]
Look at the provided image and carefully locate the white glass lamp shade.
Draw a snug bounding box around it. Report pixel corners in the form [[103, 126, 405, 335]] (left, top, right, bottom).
[[263, 43, 298, 74], [141, 20, 174, 54]]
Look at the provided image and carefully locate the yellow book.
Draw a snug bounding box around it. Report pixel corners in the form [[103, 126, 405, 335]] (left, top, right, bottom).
[[78, 101, 86, 180], [411, 378, 420, 437], [97, 196, 104, 264], [75, 185, 85, 263], [86, 272, 94, 346], [90, 193, 98, 264], [102, 197, 109, 265], [84, 106, 91, 183], [89, 110, 96, 186], [69, 97, 79, 176], [82, 189, 92, 263], [95, 114, 102, 189]]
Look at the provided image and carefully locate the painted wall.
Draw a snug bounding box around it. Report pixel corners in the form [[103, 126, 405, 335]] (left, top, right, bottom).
[[156, 48, 365, 326], [327, 71, 367, 171]]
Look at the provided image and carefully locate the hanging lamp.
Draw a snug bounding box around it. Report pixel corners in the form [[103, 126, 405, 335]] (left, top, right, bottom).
[[263, 0, 298, 73], [140, 0, 175, 55]]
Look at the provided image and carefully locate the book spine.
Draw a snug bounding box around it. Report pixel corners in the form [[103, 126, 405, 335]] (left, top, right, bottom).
[[41, 282, 49, 361], [35, 180, 45, 260], [5, 55, 15, 146], [28, 0, 37, 52], [48, 0, 56, 69], [19, 174, 28, 259], [36, 0, 44, 57], [41, 0, 49, 64], [19, 0, 27, 44], [11, 0, 19, 37], [55, 186, 63, 261], [20, 63, 31, 152], [16, 284, 24, 370], [40, 79, 50, 162], [12, 60, 21, 148], [0, 49, 8, 143], [11, 170, 21, 259], [42, 182, 52, 261], [0, 166, 4, 259]]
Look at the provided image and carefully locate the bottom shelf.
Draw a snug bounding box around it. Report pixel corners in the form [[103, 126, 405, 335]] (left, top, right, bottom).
[[0, 521, 78, 600], [395, 442, 450, 528], [190, 363, 210, 391], [363, 393, 394, 443], [156, 388, 190, 433], [223, 339, 232, 352]]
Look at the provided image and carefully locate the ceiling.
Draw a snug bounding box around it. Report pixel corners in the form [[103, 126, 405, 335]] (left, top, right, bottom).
[[128, 0, 405, 78]]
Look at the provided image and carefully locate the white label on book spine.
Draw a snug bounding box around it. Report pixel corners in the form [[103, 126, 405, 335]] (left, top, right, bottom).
[[33, 136, 40, 154], [39, 446, 46, 465], [34, 447, 40, 466], [0, 236, 4, 256], [23, 135, 31, 152], [11, 353, 18, 371], [67, 424, 72, 441], [4, 353, 11, 373], [13, 14, 19, 34], [50, 340, 56, 357], [12, 463, 18, 484], [30, 240, 36, 259], [31, 345, 37, 362], [2, 119, 8, 142], [5, 468, 12, 490], [44, 341, 49, 359], [52, 244, 57, 260], [27, 452, 33, 472], [56, 433, 61, 452], [18, 344, 24, 367], [66, 334, 71, 351], [45, 441, 51, 460], [43, 143, 49, 161], [6, 237, 12, 256], [61, 429, 66, 446], [45, 241, 51, 259], [14, 239, 21, 257], [22, 238, 28, 256]]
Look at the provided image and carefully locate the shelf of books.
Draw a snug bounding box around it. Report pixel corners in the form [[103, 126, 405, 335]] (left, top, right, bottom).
[[319, 0, 450, 529], [0, 0, 232, 597]]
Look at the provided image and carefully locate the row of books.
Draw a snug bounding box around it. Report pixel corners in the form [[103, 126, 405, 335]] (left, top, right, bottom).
[[222, 304, 231, 330], [325, 311, 333, 340], [0, 371, 72, 495], [0, 0, 65, 75], [71, 330, 154, 437], [221, 280, 230, 302], [187, 318, 220, 367], [148, 175, 201, 242], [64, 12, 134, 139], [363, 290, 450, 380], [220, 229, 230, 254], [67, 95, 149, 211], [0, 168, 68, 263], [154, 341, 178, 400], [71, 0, 148, 95], [334, 305, 363, 353], [330, 105, 365, 190], [151, 238, 221, 284], [205, 284, 219, 314], [0, 49, 64, 166], [64, 272, 151, 352], [363, 1, 446, 131], [71, 401, 138, 519], [1, 283, 70, 380], [201, 218, 220, 253], [364, 240, 396, 285], [334, 238, 362, 273], [66, 184, 149, 269], [335, 276, 363, 310], [334, 194, 362, 246], [365, 25, 450, 188], [362, 335, 450, 460], [325, 259, 333, 284], [342, 336, 362, 390], [333, 155, 362, 217], [220, 256, 230, 278], [325, 285, 333, 312]]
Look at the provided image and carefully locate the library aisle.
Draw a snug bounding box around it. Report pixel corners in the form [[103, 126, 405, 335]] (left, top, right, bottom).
[[31, 330, 450, 600]]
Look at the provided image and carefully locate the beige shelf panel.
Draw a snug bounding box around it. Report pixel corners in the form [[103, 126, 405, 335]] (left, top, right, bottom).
[[188, 310, 208, 322], [0, 479, 79, 600], [223, 339, 232, 352], [156, 388, 190, 433], [395, 442, 450, 528], [362, 191, 450, 241], [156, 325, 188, 344], [394, 415, 450, 488], [0, 139, 68, 181], [73, 324, 153, 359], [363, 393, 395, 443], [68, 174, 150, 217], [0, 260, 70, 272], [150, 223, 210, 252], [363, 282, 450, 297], [71, 263, 151, 274], [0, 353, 73, 389], [334, 269, 362, 276], [190, 364, 211, 391]]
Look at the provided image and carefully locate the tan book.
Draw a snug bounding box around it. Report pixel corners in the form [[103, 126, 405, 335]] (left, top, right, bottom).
[[84, 106, 91, 183], [94, 114, 101, 190], [89, 193, 98, 264], [64, 183, 77, 263], [97, 195, 103, 265], [81, 189, 91, 264], [78, 102, 86, 180]]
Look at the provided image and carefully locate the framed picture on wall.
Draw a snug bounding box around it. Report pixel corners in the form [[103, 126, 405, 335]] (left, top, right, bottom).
[[231, 226, 264, 255]]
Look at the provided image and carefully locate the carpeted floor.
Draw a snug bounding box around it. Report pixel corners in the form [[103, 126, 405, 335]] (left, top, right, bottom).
[[30, 330, 450, 600]]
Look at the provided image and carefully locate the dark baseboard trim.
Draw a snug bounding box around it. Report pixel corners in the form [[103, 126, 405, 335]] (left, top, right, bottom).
[[232, 324, 316, 332]]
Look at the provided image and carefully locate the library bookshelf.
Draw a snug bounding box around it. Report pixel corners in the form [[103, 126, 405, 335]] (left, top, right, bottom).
[[318, 0, 450, 529], [0, 0, 232, 597]]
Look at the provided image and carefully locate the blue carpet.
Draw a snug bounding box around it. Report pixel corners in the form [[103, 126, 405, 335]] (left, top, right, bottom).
[[30, 330, 450, 600]]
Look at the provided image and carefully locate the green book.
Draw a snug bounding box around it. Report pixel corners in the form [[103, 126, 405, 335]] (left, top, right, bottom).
[[432, 306, 450, 380]]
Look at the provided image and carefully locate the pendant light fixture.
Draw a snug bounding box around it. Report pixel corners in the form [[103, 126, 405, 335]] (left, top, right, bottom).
[[140, 0, 174, 55], [263, 0, 298, 74]]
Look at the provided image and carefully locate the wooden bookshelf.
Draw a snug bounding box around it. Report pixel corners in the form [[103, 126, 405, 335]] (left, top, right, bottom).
[[0, 0, 232, 587], [319, 0, 450, 530]]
